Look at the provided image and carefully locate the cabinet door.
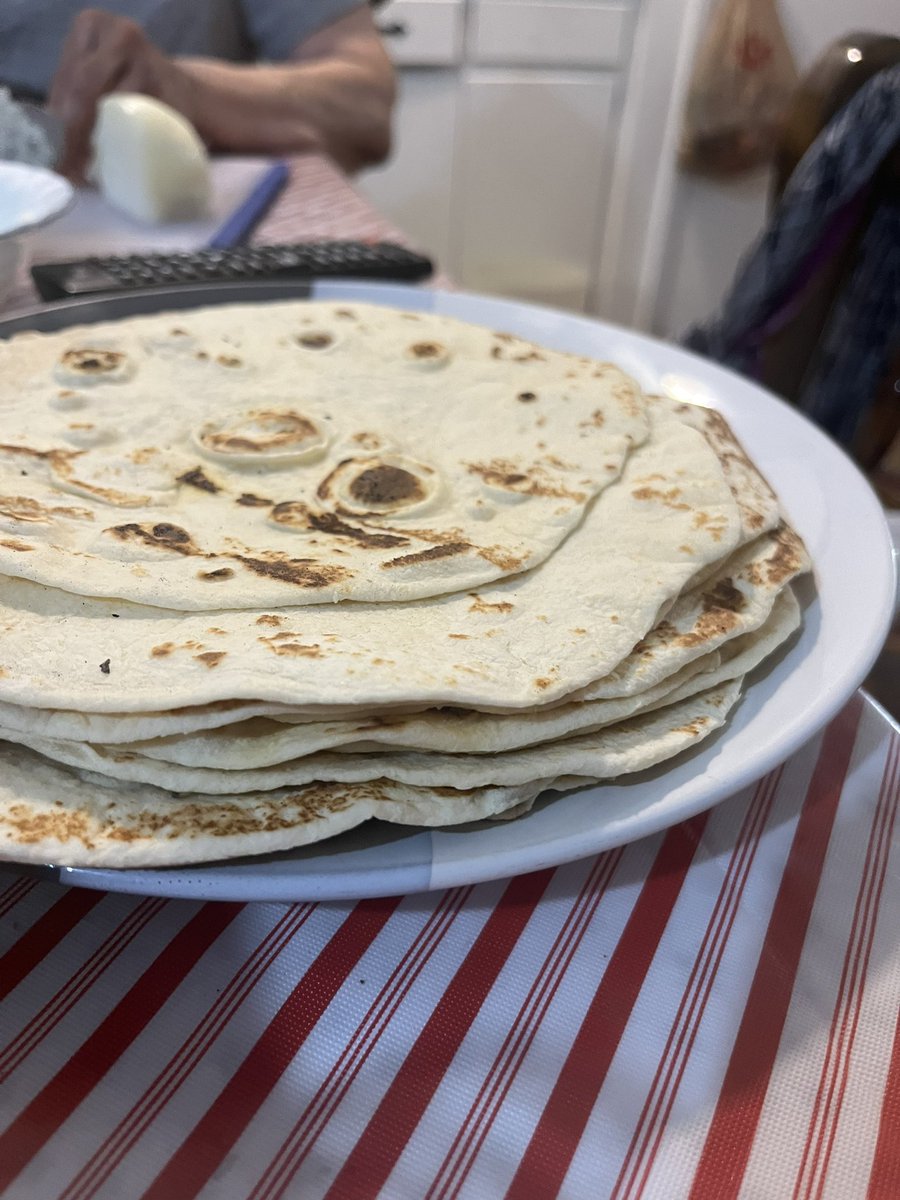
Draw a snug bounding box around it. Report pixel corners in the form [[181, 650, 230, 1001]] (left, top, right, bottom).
[[469, 2, 628, 69], [372, 0, 464, 65], [455, 71, 615, 310], [357, 69, 459, 267]]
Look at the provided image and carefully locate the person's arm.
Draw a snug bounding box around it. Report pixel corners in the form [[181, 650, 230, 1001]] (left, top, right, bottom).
[[48, 6, 395, 179]]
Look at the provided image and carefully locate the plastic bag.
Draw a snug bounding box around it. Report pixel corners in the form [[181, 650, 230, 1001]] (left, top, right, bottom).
[[680, 0, 799, 178]]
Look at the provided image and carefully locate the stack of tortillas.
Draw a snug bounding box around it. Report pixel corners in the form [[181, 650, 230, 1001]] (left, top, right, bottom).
[[0, 300, 810, 868]]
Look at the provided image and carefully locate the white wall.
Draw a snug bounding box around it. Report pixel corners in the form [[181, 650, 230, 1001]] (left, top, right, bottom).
[[651, 0, 898, 339]]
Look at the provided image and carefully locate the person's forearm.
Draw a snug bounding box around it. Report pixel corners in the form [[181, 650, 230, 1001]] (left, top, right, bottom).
[[176, 57, 394, 173]]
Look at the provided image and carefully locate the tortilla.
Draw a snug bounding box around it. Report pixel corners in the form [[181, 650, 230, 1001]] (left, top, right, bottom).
[[0, 301, 649, 609], [0, 404, 744, 712], [0, 302, 810, 873], [0, 681, 741, 867], [577, 522, 807, 700], [116, 587, 799, 766], [1, 678, 743, 792], [655, 396, 780, 541], [0, 518, 806, 745]]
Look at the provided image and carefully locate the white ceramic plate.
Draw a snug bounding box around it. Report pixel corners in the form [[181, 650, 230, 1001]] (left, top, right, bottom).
[[11, 282, 895, 901], [0, 161, 73, 239]]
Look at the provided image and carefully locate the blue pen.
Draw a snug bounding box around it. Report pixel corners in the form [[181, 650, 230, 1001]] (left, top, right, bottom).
[[206, 161, 290, 249]]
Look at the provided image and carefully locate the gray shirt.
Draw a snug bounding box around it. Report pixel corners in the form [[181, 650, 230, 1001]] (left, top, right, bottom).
[[0, 0, 364, 97]]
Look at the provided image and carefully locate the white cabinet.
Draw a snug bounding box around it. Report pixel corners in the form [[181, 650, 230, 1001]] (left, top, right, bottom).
[[358, 0, 464, 265], [359, 0, 642, 313], [455, 71, 615, 310], [468, 3, 629, 69], [374, 0, 465, 65], [359, 69, 460, 266]]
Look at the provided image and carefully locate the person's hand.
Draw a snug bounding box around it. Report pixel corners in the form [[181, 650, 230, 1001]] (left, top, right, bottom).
[[47, 8, 197, 180]]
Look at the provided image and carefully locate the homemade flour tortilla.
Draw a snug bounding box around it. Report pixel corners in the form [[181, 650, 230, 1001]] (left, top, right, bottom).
[[0, 681, 742, 867], [0, 296, 812, 875], [110, 588, 800, 766], [0, 301, 649, 609], [578, 523, 807, 700], [2, 680, 742, 792], [655, 396, 780, 542], [0, 406, 745, 712], [10, 657, 715, 769], [0, 522, 806, 745]]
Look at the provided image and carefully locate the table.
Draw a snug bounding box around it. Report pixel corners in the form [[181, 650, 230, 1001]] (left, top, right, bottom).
[[1, 154, 899, 1200], [3, 153, 432, 315], [0, 694, 897, 1199]]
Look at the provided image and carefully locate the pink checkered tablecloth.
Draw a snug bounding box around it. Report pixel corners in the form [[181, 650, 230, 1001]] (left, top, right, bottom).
[[0, 694, 898, 1198], [2, 153, 445, 315], [1, 153, 899, 1200]]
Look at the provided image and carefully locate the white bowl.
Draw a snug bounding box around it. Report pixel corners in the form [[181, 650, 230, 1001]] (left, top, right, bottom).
[[0, 162, 73, 304]]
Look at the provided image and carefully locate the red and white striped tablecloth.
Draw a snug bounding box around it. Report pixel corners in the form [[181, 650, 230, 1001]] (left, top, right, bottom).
[[0, 692, 898, 1199]]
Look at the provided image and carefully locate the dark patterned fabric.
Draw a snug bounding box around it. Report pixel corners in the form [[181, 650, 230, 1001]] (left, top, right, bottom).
[[685, 66, 900, 449]]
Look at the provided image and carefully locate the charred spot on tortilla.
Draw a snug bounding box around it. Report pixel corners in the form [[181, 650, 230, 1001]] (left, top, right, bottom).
[[676, 609, 741, 648], [350, 431, 383, 450], [517, 392, 537, 403], [0, 495, 93, 523], [349, 466, 425, 507], [477, 545, 526, 571], [198, 567, 234, 582], [468, 595, 514, 614], [701, 578, 745, 613], [236, 493, 273, 507], [107, 522, 199, 555], [99, 659, 110, 674], [60, 349, 127, 375], [296, 332, 334, 350], [194, 651, 226, 668], [467, 459, 585, 501], [632, 485, 691, 511], [675, 717, 711, 737], [383, 541, 469, 569], [271, 503, 410, 550], [579, 410, 606, 429], [177, 467, 220, 494], [404, 340, 451, 369], [259, 636, 323, 658], [765, 524, 806, 586], [197, 411, 323, 458], [233, 554, 351, 588]]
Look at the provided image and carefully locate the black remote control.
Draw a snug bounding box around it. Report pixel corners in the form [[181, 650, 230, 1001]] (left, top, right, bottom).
[[30, 241, 434, 301]]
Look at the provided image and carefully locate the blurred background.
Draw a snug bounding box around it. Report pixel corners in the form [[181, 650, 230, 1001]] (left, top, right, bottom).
[[359, 0, 895, 334]]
